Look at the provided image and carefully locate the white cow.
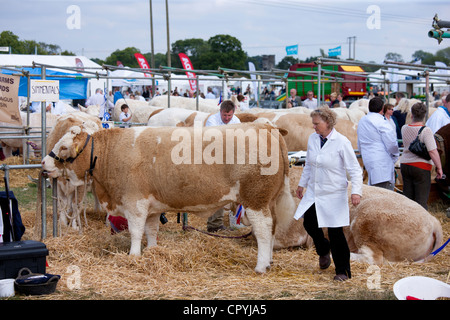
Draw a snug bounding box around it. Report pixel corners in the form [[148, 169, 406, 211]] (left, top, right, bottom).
[[149, 95, 220, 114], [147, 108, 211, 127]]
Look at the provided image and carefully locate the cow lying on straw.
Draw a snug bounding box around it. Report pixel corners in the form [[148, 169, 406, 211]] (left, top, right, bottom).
[[41, 120, 295, 273], [274, 166, 444, 265]]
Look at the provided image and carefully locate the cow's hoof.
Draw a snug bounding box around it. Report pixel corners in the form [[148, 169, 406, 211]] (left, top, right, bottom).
[[254, 265, 270, 274]]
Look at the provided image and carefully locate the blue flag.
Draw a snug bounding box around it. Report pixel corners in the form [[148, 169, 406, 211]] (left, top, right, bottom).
[[286, 44, 298, 56], [328, 46, 341, 57]]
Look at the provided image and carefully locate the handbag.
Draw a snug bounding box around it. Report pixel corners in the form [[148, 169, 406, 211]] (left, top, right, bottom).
[[408, 126, 431, 160]]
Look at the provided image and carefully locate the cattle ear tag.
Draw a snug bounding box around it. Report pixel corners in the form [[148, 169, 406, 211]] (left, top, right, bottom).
[[75, 145, 79, 153]]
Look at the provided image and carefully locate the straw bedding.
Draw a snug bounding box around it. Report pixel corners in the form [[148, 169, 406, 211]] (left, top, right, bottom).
[[2, 156, 449, 300]]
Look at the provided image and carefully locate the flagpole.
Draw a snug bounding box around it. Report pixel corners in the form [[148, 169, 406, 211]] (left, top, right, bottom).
[[149, 0, 156, 98]]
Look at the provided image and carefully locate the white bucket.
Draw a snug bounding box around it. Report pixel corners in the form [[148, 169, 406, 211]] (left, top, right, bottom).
[[393, 276, 450, 300], [0, 279, 15, 298]]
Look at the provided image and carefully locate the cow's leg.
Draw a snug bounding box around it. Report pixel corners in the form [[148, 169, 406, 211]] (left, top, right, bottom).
[[1, 145, 13, 158], [126, 212, 147, 256], [350, 245, 384, 265], [245, 207, 273, 273], [144, 213, 160, 248]]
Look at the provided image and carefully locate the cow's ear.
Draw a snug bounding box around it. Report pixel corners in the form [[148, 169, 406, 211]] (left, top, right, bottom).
[[278, 128, 288, 136], [70, 126, 82, 135]]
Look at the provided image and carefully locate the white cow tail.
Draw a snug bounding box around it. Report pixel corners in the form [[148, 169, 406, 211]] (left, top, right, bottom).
[[274, 177, 296, 232]]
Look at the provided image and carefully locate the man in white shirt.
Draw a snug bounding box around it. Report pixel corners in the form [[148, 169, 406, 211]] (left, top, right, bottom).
[[205, 100, 240, 232], [426, 95, 450, 133], [357, 97, 399, 190], [205, 87, 216, 99], [205, 100, 240, 127], [302, 91, 318, 110], [85, 88, 114, 119]]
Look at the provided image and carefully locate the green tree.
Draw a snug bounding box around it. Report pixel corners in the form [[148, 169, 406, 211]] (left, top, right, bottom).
[[200, 34, 247, 70], [385, 52, 404, 62], [171, 38, 209, 69], [411, 50, 435, 64], [276, 56, 300, 70], [142, 52, 168, 69], [0, 31, 21, 53], [0, 31, 74, 55], [435, 47, 450, 65], [104, 47, 142, 68]]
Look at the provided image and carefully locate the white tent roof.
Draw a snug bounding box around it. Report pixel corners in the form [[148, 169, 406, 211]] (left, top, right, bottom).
[[0, 54, 108, 96], [0, 54, 102, 71], [155, 74, 224, 93], [109, 68, 154, 86]]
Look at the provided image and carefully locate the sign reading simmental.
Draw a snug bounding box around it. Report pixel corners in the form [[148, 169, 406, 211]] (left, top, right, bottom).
[[0, 73, 21, 125], [30, 80, 60, 102]]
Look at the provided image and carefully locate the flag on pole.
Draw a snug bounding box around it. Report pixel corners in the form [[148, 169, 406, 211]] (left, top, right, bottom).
[[286, 44, 298, 56], [134, 53, 151, 77], [328, 46, 341, 57], [178, 53, 197, 91]]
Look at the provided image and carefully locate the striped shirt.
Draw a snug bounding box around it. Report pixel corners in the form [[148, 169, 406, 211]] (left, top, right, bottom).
[[400, 124, 437, 170]]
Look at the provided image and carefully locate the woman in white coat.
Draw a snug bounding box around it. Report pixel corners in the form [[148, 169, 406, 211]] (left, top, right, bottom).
[[295, 107, 363, 281]]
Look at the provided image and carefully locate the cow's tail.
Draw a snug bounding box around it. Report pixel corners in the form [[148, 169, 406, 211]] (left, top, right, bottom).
[[274, 176, 296, 232], [423, 217, 444, 262], [273, 129, 296, 232]]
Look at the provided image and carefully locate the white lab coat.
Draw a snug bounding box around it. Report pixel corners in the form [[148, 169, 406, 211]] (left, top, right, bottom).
[[205, 112, 240, 126], [294, 129, 363, 228], [357, 112, 399, 185], [85, 93, 114, 117], [426, 106, 450, 133]]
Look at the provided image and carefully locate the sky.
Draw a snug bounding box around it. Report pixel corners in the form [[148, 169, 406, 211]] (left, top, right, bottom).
[[2, 0, 450, 66]]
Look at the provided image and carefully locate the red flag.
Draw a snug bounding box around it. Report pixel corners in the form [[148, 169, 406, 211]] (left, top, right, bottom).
[[178, 53, 197, 91], [75, 58, 84, 71], [134, 53, 151, 77]]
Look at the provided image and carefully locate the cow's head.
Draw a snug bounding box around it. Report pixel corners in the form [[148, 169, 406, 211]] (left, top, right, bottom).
[[42, 120, 98, 180]]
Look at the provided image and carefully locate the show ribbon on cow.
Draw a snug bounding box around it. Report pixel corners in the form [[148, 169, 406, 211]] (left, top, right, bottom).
[[102, 91, 111, 129], [236, 204, 245, 224], [102, 107, 111, 129]]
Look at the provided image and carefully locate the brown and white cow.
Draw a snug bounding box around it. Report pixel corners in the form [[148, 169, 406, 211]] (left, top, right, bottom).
[[236, 112, 358, 151], [46, 112, 103, 230], [0, 112, 60, 158], [41, 121, 295, 273], [274, 166, 444, 265]]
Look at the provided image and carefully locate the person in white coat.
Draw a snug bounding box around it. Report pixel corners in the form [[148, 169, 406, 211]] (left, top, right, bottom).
[[357, 97, 399, 190], [294, 107, 362, 281], [205, 100, 240, 232], [426, 95, 450, 133], [85, 88, 114, 119]]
